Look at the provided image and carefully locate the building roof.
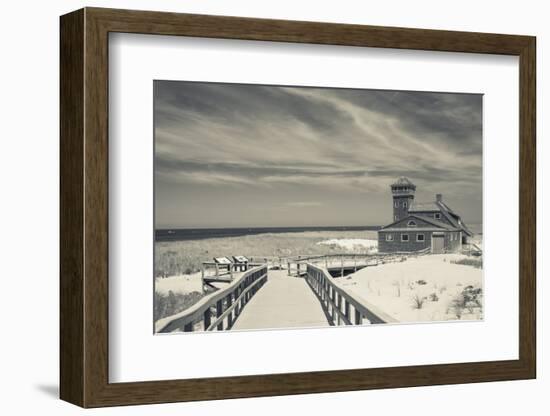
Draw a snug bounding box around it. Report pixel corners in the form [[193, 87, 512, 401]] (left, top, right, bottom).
[[409, 201, 439, 212], [438, 201, 456, 215], [435, 201, 473, 236], [407, 199, 474, 237], [420, 215, 461, 231], [391, 176, 416, 188], [380, 214, 460, 232]]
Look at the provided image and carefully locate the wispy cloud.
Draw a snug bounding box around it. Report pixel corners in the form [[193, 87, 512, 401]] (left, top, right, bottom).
[[154, 81, 482, 228]]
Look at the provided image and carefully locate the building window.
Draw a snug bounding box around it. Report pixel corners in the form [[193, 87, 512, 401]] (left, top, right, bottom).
[[394, 201, 398, 208], [407, 220, 417, 227], [403, 201, 408, 208], [417, 234, 425, 242], [401, 234, 409, 242], [394, 215, 398, 221], [434, 213, 441, 220], [386, 234, 394, 241]]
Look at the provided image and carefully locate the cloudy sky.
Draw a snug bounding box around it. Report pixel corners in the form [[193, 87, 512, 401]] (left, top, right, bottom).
[[154, 81, 482, 229]]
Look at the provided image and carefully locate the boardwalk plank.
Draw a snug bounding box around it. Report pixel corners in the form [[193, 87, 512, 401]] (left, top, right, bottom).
[[232, 270, 330, 330]]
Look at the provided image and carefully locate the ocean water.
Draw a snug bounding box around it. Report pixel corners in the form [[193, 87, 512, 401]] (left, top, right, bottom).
[[155, 225, 381, 242]]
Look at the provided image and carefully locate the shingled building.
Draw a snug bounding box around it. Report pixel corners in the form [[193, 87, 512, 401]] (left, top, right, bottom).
[[377, 177, 473, 254]]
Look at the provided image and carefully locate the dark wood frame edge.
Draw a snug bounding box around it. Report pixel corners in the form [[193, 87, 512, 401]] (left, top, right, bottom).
[[60, 7, 536, 408]]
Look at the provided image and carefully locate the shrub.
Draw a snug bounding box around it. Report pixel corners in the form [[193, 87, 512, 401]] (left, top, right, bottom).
[[429, 292, 439, 302], [154, 289, 215, 322], [448, 286, 483, 319], [416, 279, 427, 285], [412, 293, 426, 309], [451, 257, 483, 269]]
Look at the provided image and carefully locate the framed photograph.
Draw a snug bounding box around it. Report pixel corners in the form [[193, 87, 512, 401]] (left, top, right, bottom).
[[60, 7, 536, 408]]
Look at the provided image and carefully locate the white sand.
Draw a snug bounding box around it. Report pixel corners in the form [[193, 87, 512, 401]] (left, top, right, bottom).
[[155, 271, 245, 296], [155, 272, 203, 295], [317, 238, 378, 252], [340, 254, 483, 323]]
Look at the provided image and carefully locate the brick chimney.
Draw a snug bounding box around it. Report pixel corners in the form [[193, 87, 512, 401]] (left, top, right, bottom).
[[436, 193, 443, 202]]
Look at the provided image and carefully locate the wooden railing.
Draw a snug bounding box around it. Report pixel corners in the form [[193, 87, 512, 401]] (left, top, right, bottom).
[[462, 243, 482, 256], [156, 265, 268, 333], [288, 249, 430, 276], [306, 264, 397, 325]]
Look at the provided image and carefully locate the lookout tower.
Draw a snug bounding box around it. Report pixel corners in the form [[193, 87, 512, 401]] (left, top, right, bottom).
[[390, 177, 416, 222]]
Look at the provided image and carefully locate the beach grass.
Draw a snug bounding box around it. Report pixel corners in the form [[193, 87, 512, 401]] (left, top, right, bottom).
[[155, 230, 378, 278]]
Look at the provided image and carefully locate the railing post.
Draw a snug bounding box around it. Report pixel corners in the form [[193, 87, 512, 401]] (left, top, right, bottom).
[[216, 299, 224, 330], [204, 308, 211, 330], [226, 294, 233, 328], [355, 309, 362, 325], [333, 292, 338, 322], [234, 287, 240, 317], [344, 299, 350, 321], [336, 293, 342, 325]]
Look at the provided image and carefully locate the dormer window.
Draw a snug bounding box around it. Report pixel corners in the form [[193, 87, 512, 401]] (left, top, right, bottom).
[[403, 201, 408, 208], [434, 213, 441, 220], [407, 220, 417, 227], [394, 201, 398, 208]]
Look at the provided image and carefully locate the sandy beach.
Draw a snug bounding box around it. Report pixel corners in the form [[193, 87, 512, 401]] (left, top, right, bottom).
[[155, 232, 482, 326], [339, 253, 483, 323]]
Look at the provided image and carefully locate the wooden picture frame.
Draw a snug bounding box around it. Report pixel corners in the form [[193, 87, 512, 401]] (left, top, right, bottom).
[[60, 7, 536, 408]]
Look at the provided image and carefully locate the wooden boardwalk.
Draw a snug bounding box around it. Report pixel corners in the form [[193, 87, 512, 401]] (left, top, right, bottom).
[[231, 270, 330, 330]]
